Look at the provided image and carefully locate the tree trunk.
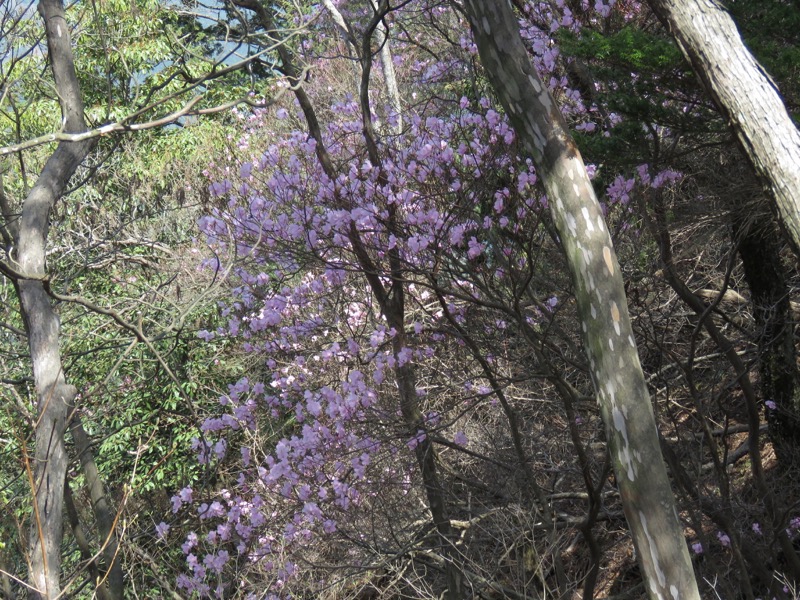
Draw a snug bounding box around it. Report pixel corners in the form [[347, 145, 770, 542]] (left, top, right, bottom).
[[385, 303, 465, 599], [368, 0, 402, 135], [69, 415, 124, 599], [0, 547, 14, 599], [461, 2, 701, 599], [20, 1, 94, 597], [63, 480, 110, 600], [733, 207, 800, 462], [647, 0, 800, 258]]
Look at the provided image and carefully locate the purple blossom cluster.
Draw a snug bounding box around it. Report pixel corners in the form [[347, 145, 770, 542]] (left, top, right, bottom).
[[172, 1, 686, 596], [179, 94, 559, 595]]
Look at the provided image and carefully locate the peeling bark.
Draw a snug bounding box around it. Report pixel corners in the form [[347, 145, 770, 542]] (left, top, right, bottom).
[[647, 0, 800, 258], [461, 1, 701, 599]]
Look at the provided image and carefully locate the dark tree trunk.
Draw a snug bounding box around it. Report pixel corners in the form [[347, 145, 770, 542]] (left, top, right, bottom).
[[69, 415, 124, 598], [733, 209, 800, 462], [461, 1, 701, 598]]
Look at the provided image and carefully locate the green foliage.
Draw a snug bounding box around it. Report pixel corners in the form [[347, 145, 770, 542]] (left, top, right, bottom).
[[561, 25, 683, 71], [73, 0, 180, 119], [558, 24, 724, 180], [726, 0, 800, 117]]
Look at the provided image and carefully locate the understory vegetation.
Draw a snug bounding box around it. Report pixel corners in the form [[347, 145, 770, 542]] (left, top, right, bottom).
[[2, 1, 800, 598]]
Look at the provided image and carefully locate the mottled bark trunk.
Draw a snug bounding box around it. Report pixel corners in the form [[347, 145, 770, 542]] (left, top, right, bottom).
[[647, 0, 800, 257], [462, 2, 701, 599], [20, 1, 94, 597]]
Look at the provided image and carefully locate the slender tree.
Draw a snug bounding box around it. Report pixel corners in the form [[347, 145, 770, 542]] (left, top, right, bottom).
[[13, 1, 94, 597], [460, 1, 701, 599]]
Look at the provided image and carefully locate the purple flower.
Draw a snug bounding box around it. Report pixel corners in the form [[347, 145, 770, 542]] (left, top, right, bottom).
[[765, 400, 777, 410], [323, 519, 337, 533], [716, 531, 731, 547], [179, 487, 193, 503], [454, 431, 468, 447], [467, 237, 483, 259], [181, 531, 198, 554], [396, 346, 413, 366], [155, 522, 170, 539], [209, 179, 232, 197], [691, 542, 703, 555], [407, 430, 426, 450], [203, 550, 229, 574]]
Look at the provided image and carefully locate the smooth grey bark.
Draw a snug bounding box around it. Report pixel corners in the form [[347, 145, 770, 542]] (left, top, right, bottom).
[[647, 0, 800, 257], [18, 1, 94, 597], [368, 0, 403, 135], [461, 2, 701, 599]]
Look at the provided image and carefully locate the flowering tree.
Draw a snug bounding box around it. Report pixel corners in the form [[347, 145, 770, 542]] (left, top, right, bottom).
[[187, 47, 520, 600], [174, 2, 676, 599], [177, 3, 568, 598]]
